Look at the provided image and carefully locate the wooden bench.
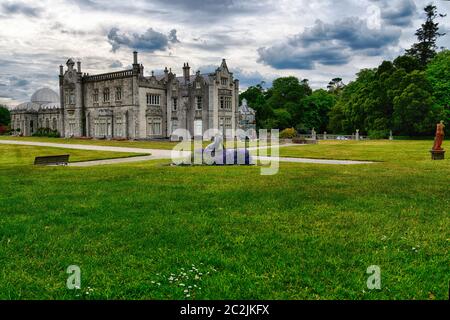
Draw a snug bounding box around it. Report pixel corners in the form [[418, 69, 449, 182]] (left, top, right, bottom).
[[34, 155, 70, 166]]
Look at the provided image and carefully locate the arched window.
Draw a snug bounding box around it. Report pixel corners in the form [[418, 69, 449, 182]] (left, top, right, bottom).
[[45, 118, 50, 128], [52, 118, 57, 130]]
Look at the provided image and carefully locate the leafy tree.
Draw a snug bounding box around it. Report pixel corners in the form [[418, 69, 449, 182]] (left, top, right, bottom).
[[271, 108, 292, 130], [392, 71, 438, 135], [328, 69, 377, 134], [327, 77, 345, 93], [426, 50, 450, 122], [0, 105, 11, 126], [301, 89, 336, 133], [264, 76, 311, 128], [393, 55, 421, 73], [406, 4, 446, 67]]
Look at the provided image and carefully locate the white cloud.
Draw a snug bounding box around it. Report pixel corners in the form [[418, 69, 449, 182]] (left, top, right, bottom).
[[0, 0, 448, 107]]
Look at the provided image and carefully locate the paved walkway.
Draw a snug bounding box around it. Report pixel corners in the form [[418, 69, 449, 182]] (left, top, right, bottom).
[[0, 139, 373, 166]]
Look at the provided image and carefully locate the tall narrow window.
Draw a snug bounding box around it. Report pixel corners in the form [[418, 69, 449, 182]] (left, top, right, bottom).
[[221, 78, 228, 86], [196, 96, 202, 110], [104, 88, 110, 102], [69, 90, 75, 104], [172, 98, 177, 111], [225, 117, 232, 130], [93, 89, 99, 102], [220, 96, 224, 109], [115, 87, 122, 101], [226, 96, 232, 109], [147, 117, 162, 136]]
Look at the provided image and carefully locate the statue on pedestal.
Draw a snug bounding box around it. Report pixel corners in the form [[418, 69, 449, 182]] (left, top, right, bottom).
[[430, 121, 445, 160], [432, 121, 445, 151]]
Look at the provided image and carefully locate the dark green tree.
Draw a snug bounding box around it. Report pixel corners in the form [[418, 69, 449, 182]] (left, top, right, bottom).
[[0, 105, 11, 126], [406, 4, 446, 67], [392, 71, 438, 135], [300, 89, 336, 133], [426, 50, 450, 123], [393, 55, 421, 73], [265, 76, 311, 128]]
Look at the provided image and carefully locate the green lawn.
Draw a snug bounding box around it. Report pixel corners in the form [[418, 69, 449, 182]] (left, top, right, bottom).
[[0, 140, 448, 300], [0, 144, 145, 166], [0, 135, 276, 150], [278, 140, 437, 161], [0, 135, 179, 150]]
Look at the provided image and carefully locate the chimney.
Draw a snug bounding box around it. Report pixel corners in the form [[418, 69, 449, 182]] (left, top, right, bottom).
[[133, 51, 138, 65], [140, 64, 144, 75], [77, 61, 81, 73], [183, 62, 190, 82], [59, 65, 64, 76]]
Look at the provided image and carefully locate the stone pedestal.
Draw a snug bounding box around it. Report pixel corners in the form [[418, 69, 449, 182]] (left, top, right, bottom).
[[430, 150, 445, 160]]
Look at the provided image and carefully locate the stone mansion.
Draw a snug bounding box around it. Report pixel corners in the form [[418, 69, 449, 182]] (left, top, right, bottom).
[[11, 51, 256, 140]]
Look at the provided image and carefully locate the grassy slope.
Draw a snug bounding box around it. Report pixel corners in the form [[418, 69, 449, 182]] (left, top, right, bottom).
[[0, 141, 448, 300]]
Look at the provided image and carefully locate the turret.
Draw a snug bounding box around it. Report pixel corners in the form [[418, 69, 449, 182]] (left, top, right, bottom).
[[66, 58, 75, 71], [183, 62, 190, 82], [133, 51, 138, 65], [132, 51, 140, 75], [164, 67, 169, 81]]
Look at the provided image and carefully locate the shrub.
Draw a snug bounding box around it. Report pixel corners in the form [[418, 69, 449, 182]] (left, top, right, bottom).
[[292, 137, 307, 144], [32, 127, 60, 138], [368, 129, 389, 139], [280, 127, 297, 139], [0, 125, 9, 135]]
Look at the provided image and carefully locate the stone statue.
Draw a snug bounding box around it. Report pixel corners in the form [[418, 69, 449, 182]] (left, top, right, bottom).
[[191, 133, 253, 165], [432, 121, 445, 151]]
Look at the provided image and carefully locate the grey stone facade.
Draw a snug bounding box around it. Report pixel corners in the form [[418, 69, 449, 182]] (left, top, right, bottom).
[[60, 51, 239, 140], [11, 52, 250, 140]]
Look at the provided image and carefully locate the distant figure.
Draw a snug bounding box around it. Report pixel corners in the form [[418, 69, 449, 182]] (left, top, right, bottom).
[[432, 121, 445, 151]]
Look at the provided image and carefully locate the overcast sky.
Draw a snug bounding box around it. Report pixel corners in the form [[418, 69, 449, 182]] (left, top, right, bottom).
[[0, 0, 449, 107]]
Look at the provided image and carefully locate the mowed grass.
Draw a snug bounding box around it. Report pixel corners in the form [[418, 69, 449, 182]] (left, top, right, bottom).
[[0, 140, 448, 300], [0, 135, 277, 150], [0, 136, 179, 150], [279, 140, 435, 161], [0, 144, 145, 166]]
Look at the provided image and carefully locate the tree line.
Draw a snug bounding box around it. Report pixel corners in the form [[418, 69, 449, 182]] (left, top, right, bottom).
[[240, 5, 449, 138]]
